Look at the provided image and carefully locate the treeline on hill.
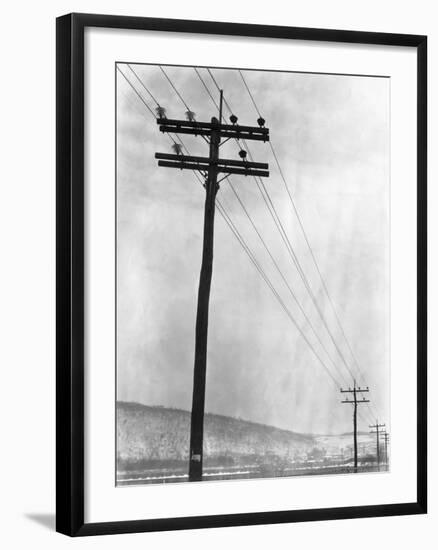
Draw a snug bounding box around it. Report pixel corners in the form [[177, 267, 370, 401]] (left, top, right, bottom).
[[117, 401, 315, 472]]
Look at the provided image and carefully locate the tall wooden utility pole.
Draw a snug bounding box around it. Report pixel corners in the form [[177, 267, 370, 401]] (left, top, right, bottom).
[[155, 91, 270, 481], [369, 420, 385, 471], [341, 381, 370, 472]]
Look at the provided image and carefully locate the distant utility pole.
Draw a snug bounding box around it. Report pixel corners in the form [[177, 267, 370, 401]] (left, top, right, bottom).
[[155, 91, 270, 482], [341, 381, 370, 472], [380, 430, 390, 470], [369, 420, 385, 471]]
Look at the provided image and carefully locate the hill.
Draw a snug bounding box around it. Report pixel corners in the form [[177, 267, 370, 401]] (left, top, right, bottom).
[[117, 401, 316, 471]]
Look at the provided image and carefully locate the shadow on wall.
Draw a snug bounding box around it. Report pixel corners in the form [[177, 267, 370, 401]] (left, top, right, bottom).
[[25, 513, 55, 531]]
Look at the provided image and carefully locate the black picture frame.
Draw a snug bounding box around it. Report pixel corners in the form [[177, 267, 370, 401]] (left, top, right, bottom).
[[56, 12, 427, 537]]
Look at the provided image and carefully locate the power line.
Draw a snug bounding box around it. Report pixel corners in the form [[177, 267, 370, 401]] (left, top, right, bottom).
[[237, 69, 385, 425], [238, 69, 261, 117], [206, 69, 377, 426], [203, 72, 375, 428], [226, 178, 350, 387], [159, 65, 192, 113], [258, 160, 362, 385], [215, 200, 348, 430], [201, 70, 372, 426], [152, 91, 347, 480], [154, 88, 272, 481], [207, 68, 233, 114], [117, 66, 157, 118], [216, 203, 341, 389], [159, 65, 212, 145], [237, 69, 378, 393], [118, 66, 367, 431], [190, 76, 354, 388], [194, 68, 219, 111], [208, 70, 362, 388], [232, 70, 382, 424], [118, 67, 205, 183], [194, 68, 354, 389], [126, 64, 161, 107], [119, 67, 344, 388]]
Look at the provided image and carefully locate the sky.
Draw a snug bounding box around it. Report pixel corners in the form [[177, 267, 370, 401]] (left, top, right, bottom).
[[116, 63, 390, 436]]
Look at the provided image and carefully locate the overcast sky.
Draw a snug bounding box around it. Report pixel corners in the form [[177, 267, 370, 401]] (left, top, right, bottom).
[[116, 63, 390, 436]]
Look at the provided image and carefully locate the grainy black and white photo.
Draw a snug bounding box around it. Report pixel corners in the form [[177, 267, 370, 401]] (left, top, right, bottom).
[[116, 63, 390, 486]]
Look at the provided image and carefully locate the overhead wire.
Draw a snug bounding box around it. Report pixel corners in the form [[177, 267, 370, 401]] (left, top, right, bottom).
[[118, 65, 368, 430], [205, 67, 375, 426], [240, 69, 370, 382], [226, 179, 350, 387], [194, 67, 220, 111], [127, 63, 162, 107], [192, 68, 349, 385], [238, 69, 385, 422], [207, 69, 360, 384], [159, 65, 192, 113], [237, 68, 382, 423], [118, 65, 348, 398], [193, 67, 368, 423]]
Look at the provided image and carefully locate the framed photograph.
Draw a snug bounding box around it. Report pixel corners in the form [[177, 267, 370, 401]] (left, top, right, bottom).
[[56, 13, 427, 536]]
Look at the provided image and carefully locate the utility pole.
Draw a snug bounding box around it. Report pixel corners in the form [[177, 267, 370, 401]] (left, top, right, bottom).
[[155, 91, 270, 481], [341, 381, 370, 472], [380, 430, 390, 470], [369, 420, 385, 471]]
